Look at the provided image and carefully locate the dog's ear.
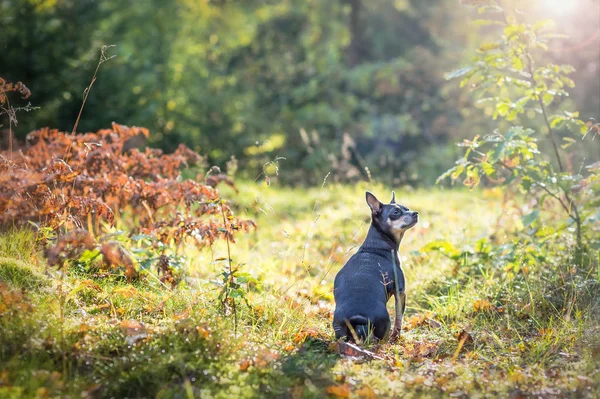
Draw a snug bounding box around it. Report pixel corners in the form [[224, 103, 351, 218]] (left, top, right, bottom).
[[390, 191, 396, 204], [366, 191, 382, 214]]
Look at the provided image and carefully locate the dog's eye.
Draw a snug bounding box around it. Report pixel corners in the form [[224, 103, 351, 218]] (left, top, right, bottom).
[[393, 209, 401, 215]]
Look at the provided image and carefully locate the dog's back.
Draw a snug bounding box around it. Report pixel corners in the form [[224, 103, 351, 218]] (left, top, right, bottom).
[[333, 251, 396, 340]]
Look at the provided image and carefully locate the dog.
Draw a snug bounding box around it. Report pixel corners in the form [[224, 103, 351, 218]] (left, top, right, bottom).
[[332, 191, 418, 342]]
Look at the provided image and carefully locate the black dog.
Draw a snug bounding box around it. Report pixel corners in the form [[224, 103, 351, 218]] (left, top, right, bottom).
[[332, 191, 418, 342]]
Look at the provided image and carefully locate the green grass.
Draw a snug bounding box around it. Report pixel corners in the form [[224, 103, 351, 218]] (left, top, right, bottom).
[[0, 182, 599, 398]]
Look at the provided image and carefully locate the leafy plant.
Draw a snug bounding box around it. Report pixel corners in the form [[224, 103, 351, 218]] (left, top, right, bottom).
[[440, 0, 599, 255], [0, 123, 256, 278], [215, 199, 260, 332]]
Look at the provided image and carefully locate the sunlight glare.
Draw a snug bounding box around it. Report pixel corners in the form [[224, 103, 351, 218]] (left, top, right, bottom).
[[543, 0, 576, 15]]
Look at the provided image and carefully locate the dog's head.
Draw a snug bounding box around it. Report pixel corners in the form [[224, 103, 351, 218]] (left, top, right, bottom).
[[366, 191, 418, 244]]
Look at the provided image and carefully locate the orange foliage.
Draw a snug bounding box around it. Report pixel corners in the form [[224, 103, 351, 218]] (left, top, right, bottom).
[[0, 122, 255, 269], [0, 77, 31, 105]]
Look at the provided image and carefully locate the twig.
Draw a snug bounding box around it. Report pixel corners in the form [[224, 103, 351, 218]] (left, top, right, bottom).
[[64, 45, 115, 160], [524, 52, 564, 173], [219, 199, 237, 334]]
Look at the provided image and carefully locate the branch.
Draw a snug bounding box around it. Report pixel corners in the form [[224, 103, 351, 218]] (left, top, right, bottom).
[[537, 183, 574, 220], [524, 53, 564, 173]]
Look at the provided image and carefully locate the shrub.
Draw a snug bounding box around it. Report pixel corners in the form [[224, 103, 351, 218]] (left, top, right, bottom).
[[0, 123, 255, 279], [439, 0, 599, 255]]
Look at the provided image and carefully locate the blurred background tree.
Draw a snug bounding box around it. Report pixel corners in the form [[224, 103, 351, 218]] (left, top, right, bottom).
[[1, 0, 598, 185]]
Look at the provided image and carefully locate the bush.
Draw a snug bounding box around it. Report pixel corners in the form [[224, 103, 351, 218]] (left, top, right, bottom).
[[0, 122, 255, 280], [439, 0, 599, 255]]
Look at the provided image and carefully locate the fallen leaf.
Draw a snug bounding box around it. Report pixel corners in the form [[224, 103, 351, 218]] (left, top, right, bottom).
[[239, 359, 251, 371], [293, 328, 320, 343], [355, 386, 376, 399], [120, 320, 148, 345], [113, 286, 139, 298], [473, 299, 496, 312], [403, 340, 439, 360], [36, 387, 49, 399], [404, 375, 426, 387], [325, 384, 351, 398], [452, 330, 474, 362], [254, 350, 279, 368], [196, 325, 210, 338]]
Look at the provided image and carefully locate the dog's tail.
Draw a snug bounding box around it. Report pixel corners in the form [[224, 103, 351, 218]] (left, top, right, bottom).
[[348, 315, 370, 342]]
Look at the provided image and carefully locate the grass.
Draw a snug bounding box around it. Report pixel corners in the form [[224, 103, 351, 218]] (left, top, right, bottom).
[[0, 182, 599, 398]]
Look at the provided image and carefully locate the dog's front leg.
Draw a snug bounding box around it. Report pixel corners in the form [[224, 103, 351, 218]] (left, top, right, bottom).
[[390, 291, 406, 342]]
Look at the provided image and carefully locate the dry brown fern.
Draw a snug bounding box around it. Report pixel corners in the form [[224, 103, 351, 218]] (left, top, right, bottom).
[[0, 123, 255, 272]]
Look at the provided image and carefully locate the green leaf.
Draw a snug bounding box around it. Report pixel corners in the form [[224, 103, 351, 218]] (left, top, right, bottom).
[[489, 141, 507, 163], [512, 56, 523, 71], [535, 225, 555, 237], [421, 240, 461, 258], [78, 249, 101, 265], [504, 24, 526, 39], [564, 110, 579, 118], [481, 162, 496, 177], [495, 102, 510, 118], [522, 210, 540, 227], [561, 137, 576, 149], [520, 176, 534, 192], [230, 289, 246, 299], [550, 115, 566, 128], [479, 42, 501, 52]]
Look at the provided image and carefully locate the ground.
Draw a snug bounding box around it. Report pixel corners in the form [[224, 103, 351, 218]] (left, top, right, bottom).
[[0, 182, 598, 398]]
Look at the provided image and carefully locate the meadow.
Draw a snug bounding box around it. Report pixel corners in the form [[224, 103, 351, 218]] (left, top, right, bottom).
[[1, 182, 598, 398], [1, 1, 599, 397]]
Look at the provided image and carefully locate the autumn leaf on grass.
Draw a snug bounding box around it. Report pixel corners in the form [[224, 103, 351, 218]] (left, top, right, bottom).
[[403, 340, 440, 361], [292, 328, 320, 344], [325, 384, 351, 398], [283, 344, 295, 352], [78, 323, 91, 334], [509, 369, 527, 384], [355, 386, 376, 399], [473, 299, 496, 313], [113, 286, 139, 298], [254, 349, 279, 368], [120, 320, 148, 345], [101, 242, 137, 282], [238, 359, 251, 372], [0, 284, 31, 314], [452, 329, 474, 362], [239, 350, 279, 371], [404, 312, 441, 330], [403, 375, 426, 387], [196, 325, 210, 339], [455, 329, 474, 344]]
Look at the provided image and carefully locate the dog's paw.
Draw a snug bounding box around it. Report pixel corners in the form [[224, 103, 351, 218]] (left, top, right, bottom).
[[389, 330, 403, 343]]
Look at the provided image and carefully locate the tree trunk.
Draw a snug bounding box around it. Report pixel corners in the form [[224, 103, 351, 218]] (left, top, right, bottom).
[[346, 0, 362, 67]]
